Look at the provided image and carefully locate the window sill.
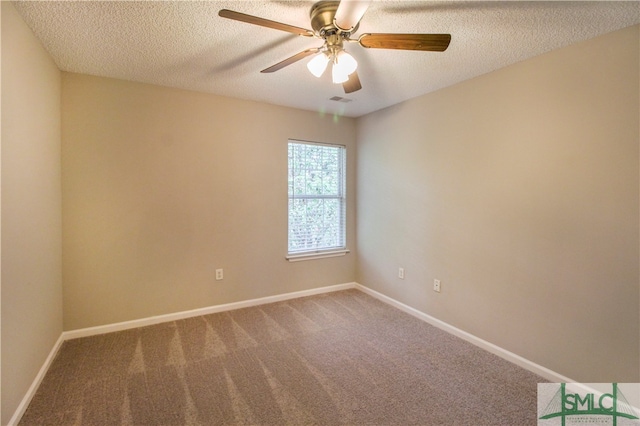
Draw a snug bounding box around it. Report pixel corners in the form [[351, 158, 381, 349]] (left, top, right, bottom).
[[286, 249, 350, 262]]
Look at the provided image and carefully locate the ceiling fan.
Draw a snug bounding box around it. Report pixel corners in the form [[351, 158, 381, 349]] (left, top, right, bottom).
[[219, 1, 451, 94]]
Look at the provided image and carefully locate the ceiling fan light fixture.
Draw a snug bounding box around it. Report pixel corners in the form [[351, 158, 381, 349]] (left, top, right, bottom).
[[336, 50, 358, 75], [331, 49, 357, 83], [331, 64, 350, 84], [307, 52, 330, 77]]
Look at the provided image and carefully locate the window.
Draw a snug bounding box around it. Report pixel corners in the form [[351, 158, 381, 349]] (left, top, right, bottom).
[[287, 140, 347, 260]]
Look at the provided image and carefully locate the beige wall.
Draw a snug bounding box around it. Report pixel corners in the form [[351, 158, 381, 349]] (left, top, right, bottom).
[[1, 2, 63, 424], [62, 73, 357, 330], [356, 25, 640, 383], [3, 4, 637, 419]]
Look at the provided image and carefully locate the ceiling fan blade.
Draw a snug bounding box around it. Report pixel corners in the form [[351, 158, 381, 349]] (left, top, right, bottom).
[[358, 33, 451, 51], [261, 48, 321, 73], [334, 1, 371, 31], [342, 71, 362, 94], [219, 9, 314, 37]]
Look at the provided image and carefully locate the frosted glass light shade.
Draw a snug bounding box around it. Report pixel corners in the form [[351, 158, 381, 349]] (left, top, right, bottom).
[[335, 51, 358, 76], [332, 64, 350, 84], [307, 53, 330, 77]]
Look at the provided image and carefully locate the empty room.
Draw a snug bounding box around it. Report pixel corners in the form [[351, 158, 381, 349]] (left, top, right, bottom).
[[2, 1, 639, 424]]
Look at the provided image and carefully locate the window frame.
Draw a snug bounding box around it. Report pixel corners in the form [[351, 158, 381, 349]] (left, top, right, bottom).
[[286, 139, 349, 262]]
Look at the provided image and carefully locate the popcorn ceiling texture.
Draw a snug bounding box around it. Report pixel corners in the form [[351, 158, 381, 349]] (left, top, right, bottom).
[[13, 0, 640, 117]]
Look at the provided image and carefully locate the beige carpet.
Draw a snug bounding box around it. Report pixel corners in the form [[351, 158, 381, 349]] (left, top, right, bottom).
[[20, 289, 545, 425]]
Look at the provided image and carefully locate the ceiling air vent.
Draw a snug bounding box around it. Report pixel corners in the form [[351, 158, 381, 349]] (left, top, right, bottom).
[[329, 96, 353, 103]]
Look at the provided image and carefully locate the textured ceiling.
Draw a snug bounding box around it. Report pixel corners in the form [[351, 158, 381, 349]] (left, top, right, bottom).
[[13, 1, 640, 117]]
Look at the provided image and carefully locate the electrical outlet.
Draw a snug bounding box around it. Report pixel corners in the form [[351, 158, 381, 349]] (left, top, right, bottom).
[[215, 269, 223, 281], [398, 267, 405, 279], [433, 279, 441, 293]]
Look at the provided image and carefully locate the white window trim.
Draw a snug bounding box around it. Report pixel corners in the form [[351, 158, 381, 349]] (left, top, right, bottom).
[[286, 249, 350, 262], [287, 139, 348, 260]]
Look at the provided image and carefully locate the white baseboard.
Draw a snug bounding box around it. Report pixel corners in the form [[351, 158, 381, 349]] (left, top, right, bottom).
[[63, 282, 357, 340], [8, 334, 65, 426], [354, 283, 575, 384]]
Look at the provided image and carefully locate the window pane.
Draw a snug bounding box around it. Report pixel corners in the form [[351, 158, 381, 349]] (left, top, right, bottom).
[[305, 170, 322, 195], [288, 198, 343, 252], [288, 140, 346, 254], [323, 170, 339, 195]]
